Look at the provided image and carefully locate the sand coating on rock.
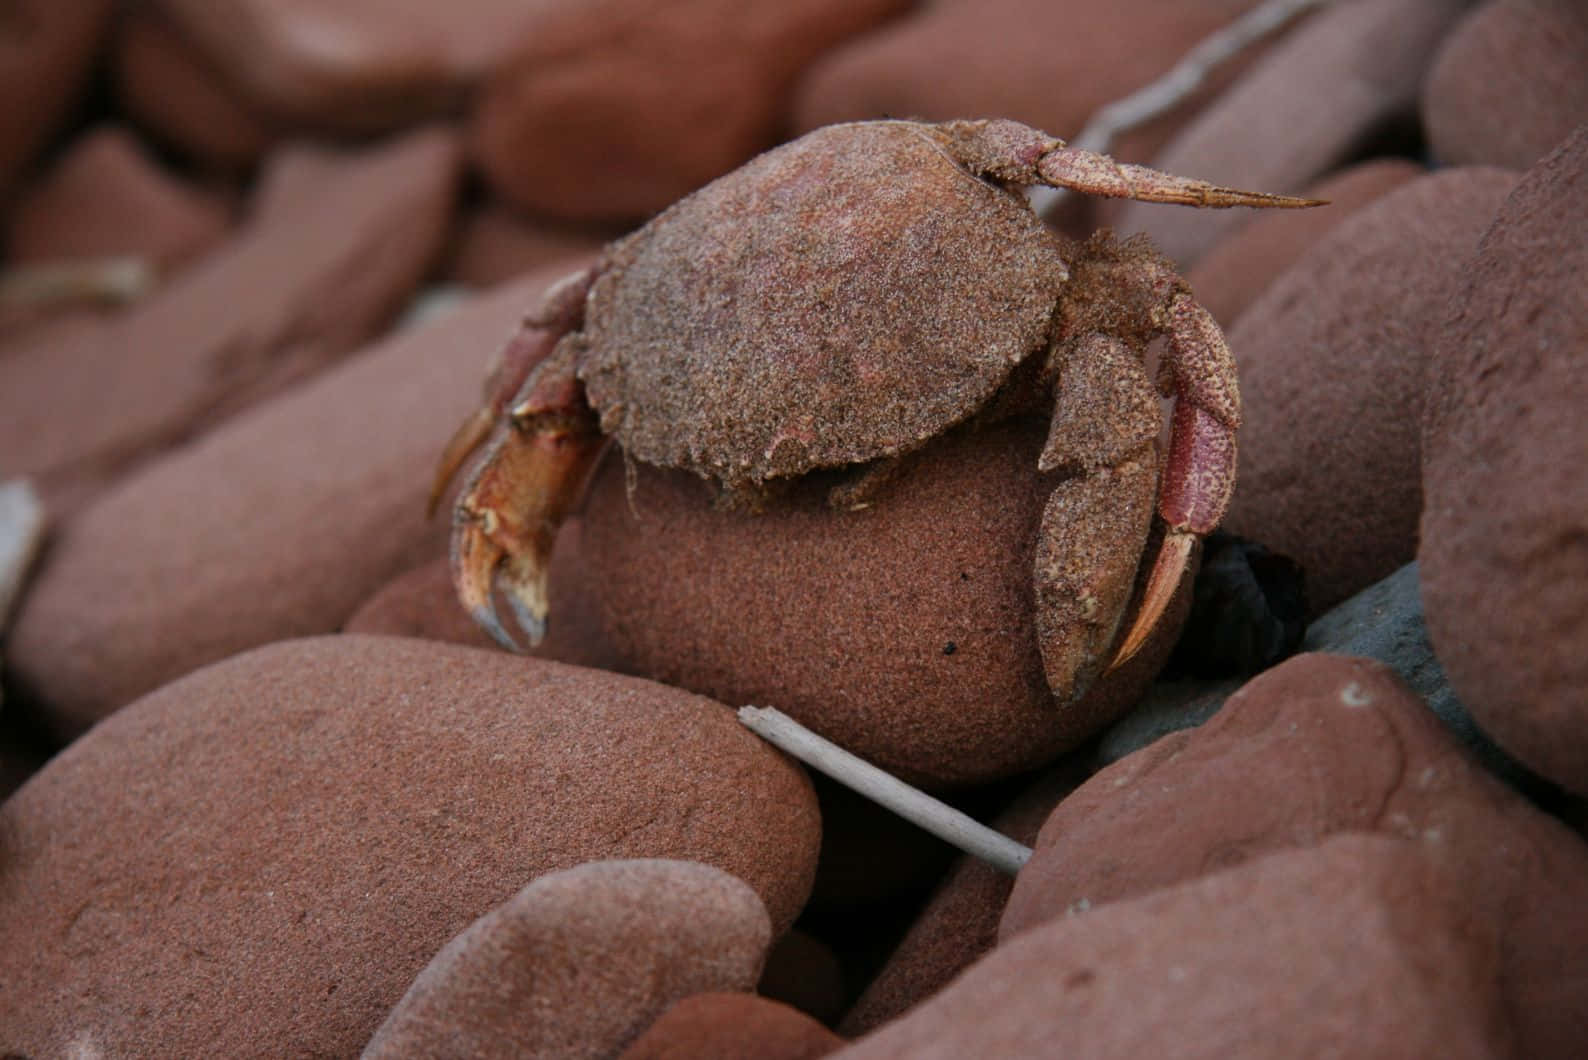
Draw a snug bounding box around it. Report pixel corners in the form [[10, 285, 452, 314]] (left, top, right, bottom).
[[793, 0, 1276, 180], [1420, 126, 1588, 796], [363, 860, 774, 1059], [1220, 167, 1518, 616], [0, 127, 460, 514], [1423, 0, 1588, 171], [619, 992, 844, 1060], [472, 0, 912, 222], [835, 835, 1512, 1059], [584, 414, 1185, 787], [6, 263, 587, 739], [5, 124, 232, 272], [0, 636, 820, 1057], [1001, 653, 1588, 1058]]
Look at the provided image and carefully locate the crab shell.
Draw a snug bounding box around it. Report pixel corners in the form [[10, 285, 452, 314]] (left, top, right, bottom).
[[435, 119, 1319, 779]]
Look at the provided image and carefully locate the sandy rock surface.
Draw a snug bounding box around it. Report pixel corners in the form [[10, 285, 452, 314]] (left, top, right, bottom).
[[5, 125, 232, 273], [6, 265, 585, 740], [619, 992, 845, 1060], [363, 860, 775, 1059], [1423, 0, 1588, 170], [839, 835, 1513, 1059], [1220, 167, 1518, 616], [584, 415, 1185, 787], [0, 127, 460, 516], [1002, 654, 1588, 1056], [0, 0, 113, 193], [0, 636, 819, 1057], [1421, 126, 1588, 796], [473, 0, 912, 223]]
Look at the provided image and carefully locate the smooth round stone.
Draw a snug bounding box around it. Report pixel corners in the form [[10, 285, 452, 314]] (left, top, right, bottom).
[[363, 860, 774, 1058], [1420, 126, 1588, 796], [0, 635, 820, 1057]]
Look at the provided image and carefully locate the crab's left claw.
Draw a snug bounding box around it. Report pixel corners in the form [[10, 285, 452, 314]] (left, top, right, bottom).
[[450, 346, 606, 651]]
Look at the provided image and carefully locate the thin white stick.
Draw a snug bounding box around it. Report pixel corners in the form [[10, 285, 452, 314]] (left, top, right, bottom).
[[0, 257, 155, 309], [738, 705, 1032, 875], [1032, 0, 1331, 220], [1, 479, 46, 633]]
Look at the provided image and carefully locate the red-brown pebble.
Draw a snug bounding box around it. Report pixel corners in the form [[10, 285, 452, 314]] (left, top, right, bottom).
[[838, 835, 1513, 1059], [5, 125, 232, 272], [1220, 167, 1518, 616], [1420, 126, 1588, 796], [0, 127, 460, 516], [794, 1, 1280, 181], [471, 0, 913, 223], [5, 265, 586, 740], [583, 415, 1184, 787], [1185, 158, 1424, 329], [620, 993, 844, 1060], [1423, 0, 1588, 171], [363, 860, 774, 1059], [1107, 0, 1472, 267], [112, 6, 281, 171], [1001, 654, 1588, 1058], [443, 203, 615, 289], [0, 636, 820, 1057], [345, 519, 624, 674], [0, 0, 113, 193]]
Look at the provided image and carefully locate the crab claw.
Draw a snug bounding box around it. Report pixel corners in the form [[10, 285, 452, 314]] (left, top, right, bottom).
[[451, 359, 605, 651]]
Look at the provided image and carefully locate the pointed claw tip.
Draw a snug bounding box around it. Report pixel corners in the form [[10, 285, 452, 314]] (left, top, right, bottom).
[[506, 590, 548, 648], [1106, 531, 1197, 675], [472, 600, 526, 654]]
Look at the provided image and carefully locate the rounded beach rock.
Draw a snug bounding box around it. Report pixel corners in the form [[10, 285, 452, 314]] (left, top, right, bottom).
[[835, 835, 1512, 1059], [619, 993, 844, 1060], [1219, 167, 1518, 616], [0, 0, 113, 192], [5, 263, 588, 740], [5, 125, 232, 273], [112, 6, 281, 171], [583, 415, 1187, 787], [1422, 1, 1588, 171], [1001, 653, 1588, 1058], [1107, 0, 1473, 267], [472, 0, 912, 223], [1420, 126, 1588, 796], [363, 860, 774, 1059], [1184, 158, 1424, 329], [0, 635, 820, 1057], [794, 0, 1281, 175], [0, 127, 461, 517]]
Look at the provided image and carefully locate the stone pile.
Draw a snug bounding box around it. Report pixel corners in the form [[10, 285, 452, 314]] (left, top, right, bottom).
[[2, 2, 1584, 1055]]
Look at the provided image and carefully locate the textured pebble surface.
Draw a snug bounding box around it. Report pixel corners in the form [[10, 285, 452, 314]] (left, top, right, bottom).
[[2, 4, 1585, 1055]]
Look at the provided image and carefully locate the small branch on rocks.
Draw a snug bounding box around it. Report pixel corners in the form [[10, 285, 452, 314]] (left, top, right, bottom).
[[0, 258, 157, 311], [1031, 0, 1332, 221], [738, 705, 1033, 875], [0, 479, 45, 634]]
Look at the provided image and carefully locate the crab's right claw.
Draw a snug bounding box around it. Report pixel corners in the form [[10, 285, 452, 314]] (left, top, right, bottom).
[[450, 399, 605, 652]]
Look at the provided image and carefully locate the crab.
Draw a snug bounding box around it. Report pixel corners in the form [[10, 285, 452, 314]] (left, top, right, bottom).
[[432, 118, 1319, 706]]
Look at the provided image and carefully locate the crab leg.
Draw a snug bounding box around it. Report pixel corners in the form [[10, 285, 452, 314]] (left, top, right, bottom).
[[451, 341, 605, 651], [1107, 293, 1239, 671], [934, 118, 1324, 210]]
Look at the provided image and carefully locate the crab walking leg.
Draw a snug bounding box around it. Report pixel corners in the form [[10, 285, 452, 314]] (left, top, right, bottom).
[[451, 342, 606, 651], [1107, 295, 1241, 671], [933, 118, 1324, 210]]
